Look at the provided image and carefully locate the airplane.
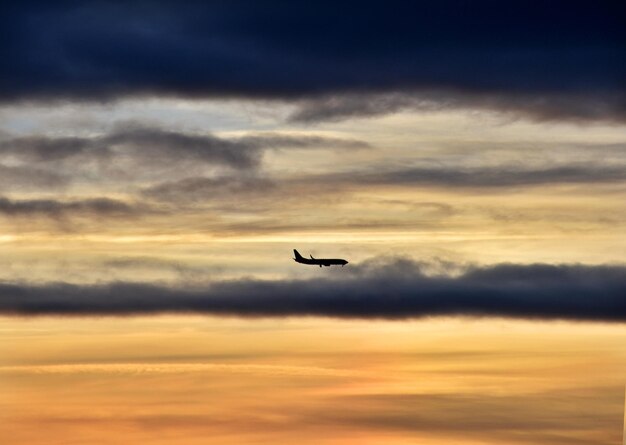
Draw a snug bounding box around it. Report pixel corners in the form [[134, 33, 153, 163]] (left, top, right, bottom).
[[293, 249, 348, 267]]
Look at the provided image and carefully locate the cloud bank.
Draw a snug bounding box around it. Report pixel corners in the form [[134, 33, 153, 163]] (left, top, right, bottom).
[[1, 259, 624, 321], [1, 1, 624, 122]]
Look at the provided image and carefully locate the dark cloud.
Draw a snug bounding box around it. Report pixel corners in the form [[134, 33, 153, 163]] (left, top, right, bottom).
[[0, 125, 262, 170], [1, 259, 624, 321], [0, 125, 370, 192], [1, 1, 624, 122], [289, 91, 626, 124], [0, 164, 68, 190], [312, 164, 626, 188], [0, 196, 144, 218], [236, 133, 371, 150], [0, 125, 369, 170], [104, 124, 263, 169], [0, 135, 96, 161]]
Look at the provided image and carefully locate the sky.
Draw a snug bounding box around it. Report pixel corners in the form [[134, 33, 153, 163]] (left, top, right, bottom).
[[0, 1, 625, 444]]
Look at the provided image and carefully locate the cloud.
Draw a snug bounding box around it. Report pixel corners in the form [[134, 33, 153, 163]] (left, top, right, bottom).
[[1, 259, 624, 321], [139, 163, 626, 211], [141, 176, 274, 204], [288, 91, 626, 124], [235, 133, 371, 150], [1, 1, 624, 122], [0, 125, 369, 169], [0, 135, 96, 161], [322, 387, 623, 445], [0, 196, 145, 218], [0, 164, 68, 190], [310, 164, 626, 188], [0, 125, 262, 170], [0, 125, 371, 192]]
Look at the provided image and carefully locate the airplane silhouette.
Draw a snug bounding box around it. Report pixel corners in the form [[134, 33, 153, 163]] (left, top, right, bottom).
[[293, 249, 348, 267]]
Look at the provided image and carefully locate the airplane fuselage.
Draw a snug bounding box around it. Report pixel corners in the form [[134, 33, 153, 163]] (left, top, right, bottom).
[[293, 249, 348, 267]]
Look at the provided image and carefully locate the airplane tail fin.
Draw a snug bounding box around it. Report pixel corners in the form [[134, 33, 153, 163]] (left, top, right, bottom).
[[293, 249, 304, 260]]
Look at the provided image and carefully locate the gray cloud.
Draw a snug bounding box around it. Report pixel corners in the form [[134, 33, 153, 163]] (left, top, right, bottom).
[[289, 92, 626, 124], [0, 125, 369, 167], [0, 164, 69, 190], [0, 136, 96, 161], [1, 259, 624, 321], [0, 126, 260, 170], [0, 125, 372, 191], [290, 94, 425, 123], [0, 196, 144, 218], [141, 163, 626, 208], [141, 176, 274, 204], [236, 133, 371, 150], [312, 164, 626, 189], [135, 162, 625, 223]]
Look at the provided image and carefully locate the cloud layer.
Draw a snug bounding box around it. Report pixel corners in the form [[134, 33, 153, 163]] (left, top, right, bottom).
[[1, 1, 624, 122], [0, 196, 142, 218], [1, 125, 366, 170], [289, 91, 626, 124], [311, 164, 626, 189], [0, 124, 370, 193], [1, 259, 624, 321]]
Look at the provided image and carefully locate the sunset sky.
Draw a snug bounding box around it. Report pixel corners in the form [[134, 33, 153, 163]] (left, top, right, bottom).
[[1, 1, 625, 444]]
